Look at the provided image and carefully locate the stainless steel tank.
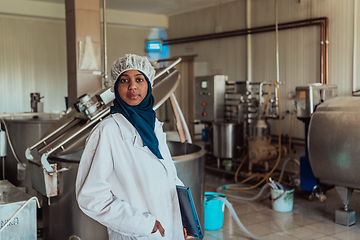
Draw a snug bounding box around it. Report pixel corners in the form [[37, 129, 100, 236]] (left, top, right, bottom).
[[169, 141, 205, 228], [2, 115, 59, 197], [213, 121, 244, 159], [308, 96, 360, 189], [43, 141, 205, 240], [249, 119, 270, 137]]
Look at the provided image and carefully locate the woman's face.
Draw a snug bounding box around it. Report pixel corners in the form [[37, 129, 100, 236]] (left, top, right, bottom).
[[117, 70, 149, 106]]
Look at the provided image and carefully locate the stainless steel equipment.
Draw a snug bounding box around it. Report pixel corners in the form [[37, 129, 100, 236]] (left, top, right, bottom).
[[296, 83, 337, 122], [42, 141, 205, 240], [0, 180, 37, 239], [247, 119, 286, 172], [308, 96, 360, 225], [30, 93, 44, 113], [295, 83, 338, 193], [0, 129, 5, 180], [1, 115, 59, 196], [213, 122, 243, 159], [194, 75, 227, 122], [169, 141, 205, 228], [308, 96, 360, 188], [224, 81, 246, 123], [248, 119, 270, 137], [26, 61, 183, 175]]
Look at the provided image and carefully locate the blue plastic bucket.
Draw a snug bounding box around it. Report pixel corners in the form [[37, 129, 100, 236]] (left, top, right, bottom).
[[204, 192, 226, 231]]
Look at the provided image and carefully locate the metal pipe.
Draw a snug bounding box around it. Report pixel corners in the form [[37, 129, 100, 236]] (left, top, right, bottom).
[[163, 18, 328, 45], [325, 17, 329, 84], [353, 0, 358, 93], [25, 118, 76, 158], [153, 57, 182, 81], [320, 23, 324, 84], [246, 0, 252, 83], [164, 17, 328, 84], [102, 0, 108, 88], [0, 112, 64, 119], [1, 157, 5, 180], [275, 0, 280, 84], [40, 107, 110, 173]]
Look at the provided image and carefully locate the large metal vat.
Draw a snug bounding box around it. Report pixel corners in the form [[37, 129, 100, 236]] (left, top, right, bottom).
[[42, 141, 205, 240], [169, 141, 205, 228], [308, 96, 360, 189], [213, 121, 243, 159], [1, 115, 59, 197]]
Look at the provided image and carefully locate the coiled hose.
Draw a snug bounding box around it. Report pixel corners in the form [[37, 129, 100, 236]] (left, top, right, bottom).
[[211, 158, 299, 240]]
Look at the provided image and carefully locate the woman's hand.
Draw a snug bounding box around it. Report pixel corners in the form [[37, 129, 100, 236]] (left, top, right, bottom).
[[152, 220, 165, 237], [183, 227, 195, 239]]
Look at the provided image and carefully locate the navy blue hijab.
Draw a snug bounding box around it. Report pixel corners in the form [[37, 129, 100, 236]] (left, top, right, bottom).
[[110, 71, 163, 159]]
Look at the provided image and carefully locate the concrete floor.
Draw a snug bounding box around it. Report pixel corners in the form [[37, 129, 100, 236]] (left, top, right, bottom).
[[203, 173, 360, 240]]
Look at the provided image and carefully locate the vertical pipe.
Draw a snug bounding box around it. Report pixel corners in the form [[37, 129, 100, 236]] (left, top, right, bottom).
[[1, 157, 5, 180], [275, 0, 280, 84], [274, 0, 280, 118], [102, 0, 108, 88], [246, 0, 252, 83], [353, 0, 358, 92], [325, 17, 329, 84], [320, 23, 324, 84]]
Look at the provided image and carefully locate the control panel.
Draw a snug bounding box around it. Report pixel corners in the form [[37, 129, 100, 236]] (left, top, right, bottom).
[[295, 83, 337, 122], [194, 75, 226, 122]]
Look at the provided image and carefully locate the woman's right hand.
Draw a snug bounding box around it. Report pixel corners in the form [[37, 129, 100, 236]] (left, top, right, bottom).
[[152, 220, 165, 237]]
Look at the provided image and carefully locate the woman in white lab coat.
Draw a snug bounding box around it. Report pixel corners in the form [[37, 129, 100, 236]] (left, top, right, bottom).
[[76, 54, 192, 240]]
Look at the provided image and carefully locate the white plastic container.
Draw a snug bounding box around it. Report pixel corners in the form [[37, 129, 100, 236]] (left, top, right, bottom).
[[271, 188, 294, 212]]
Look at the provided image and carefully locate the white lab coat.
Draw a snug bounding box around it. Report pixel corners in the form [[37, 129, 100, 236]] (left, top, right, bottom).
[[76, 113, 184, 240]]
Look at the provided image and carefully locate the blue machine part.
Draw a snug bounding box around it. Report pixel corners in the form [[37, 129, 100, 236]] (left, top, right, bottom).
[[300, 123, 317, 191], [202, 128, 208, 142]]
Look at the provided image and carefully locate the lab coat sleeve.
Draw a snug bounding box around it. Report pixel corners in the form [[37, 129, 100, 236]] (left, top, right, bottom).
[[175, 172, 184, 187], [75, 124, 156, 237]]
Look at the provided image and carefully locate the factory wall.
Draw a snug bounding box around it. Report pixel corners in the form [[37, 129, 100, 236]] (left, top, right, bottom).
[[0, 15, 67, 113], [0, 11, 162, 114], [168, 0, 360, 139]]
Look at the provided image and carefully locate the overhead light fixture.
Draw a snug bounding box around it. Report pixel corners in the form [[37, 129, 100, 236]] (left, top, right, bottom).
[[146, 39, 163, 52]]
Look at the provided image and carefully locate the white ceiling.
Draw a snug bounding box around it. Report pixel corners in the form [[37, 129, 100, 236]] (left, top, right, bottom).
[[28, 0, 236, 16]]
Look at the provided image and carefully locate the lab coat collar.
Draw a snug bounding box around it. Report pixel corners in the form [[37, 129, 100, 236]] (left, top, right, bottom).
[[111, 113, 137, 140], [111, 113, 166, 161]]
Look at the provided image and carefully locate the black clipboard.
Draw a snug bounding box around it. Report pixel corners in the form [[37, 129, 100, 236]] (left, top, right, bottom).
[[176, 185, 204, 239]]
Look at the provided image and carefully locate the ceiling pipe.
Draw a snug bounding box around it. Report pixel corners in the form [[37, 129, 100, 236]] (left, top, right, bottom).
[[102, 0, 108, 88], [164, 17, 328, 84]]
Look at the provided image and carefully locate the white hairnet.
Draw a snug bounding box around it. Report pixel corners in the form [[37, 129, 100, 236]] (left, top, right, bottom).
[[110, 54, 156, 90]]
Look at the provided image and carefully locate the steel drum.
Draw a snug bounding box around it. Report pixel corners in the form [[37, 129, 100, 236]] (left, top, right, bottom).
[[308, 96, 360, 189]]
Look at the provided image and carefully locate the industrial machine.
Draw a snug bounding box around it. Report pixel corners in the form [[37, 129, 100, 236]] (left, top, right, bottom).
[[195, 77, 285, 176], [194, 75, 227, 122], [307, 95, 360, 226], [295, 83, 337, 193], [294, 83, 360, 226]]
